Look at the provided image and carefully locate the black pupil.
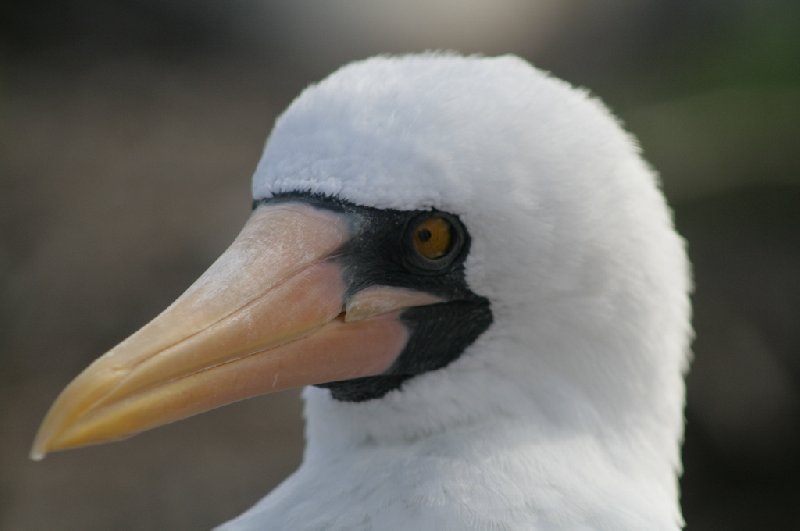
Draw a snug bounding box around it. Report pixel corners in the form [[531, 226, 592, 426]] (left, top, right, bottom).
[[417, 228, 432, 242]]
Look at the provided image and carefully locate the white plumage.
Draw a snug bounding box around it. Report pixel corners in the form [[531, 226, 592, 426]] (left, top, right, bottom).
[[222, 54, 692, 529]]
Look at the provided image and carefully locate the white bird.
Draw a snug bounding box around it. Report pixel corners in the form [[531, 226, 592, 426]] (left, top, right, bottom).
[[32, 54, 692, 530]]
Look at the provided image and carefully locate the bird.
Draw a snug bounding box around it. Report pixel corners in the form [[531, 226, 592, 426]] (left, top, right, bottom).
[[31, 54, 692, 530]]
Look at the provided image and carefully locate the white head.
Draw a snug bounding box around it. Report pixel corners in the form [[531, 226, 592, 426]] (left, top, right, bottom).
[[254, 53, 691, 466]]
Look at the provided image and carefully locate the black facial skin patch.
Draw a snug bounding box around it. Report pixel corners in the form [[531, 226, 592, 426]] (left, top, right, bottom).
[[253, 192, 493, 402]]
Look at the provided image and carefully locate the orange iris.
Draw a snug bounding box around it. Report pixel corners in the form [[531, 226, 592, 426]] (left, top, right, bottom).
[[412, 216, 453, 259]]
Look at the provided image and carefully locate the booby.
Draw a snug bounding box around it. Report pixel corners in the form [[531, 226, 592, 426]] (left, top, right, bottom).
[[32, 54, 692, 530]]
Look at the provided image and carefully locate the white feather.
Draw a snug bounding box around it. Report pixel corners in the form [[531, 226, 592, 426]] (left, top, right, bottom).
[[221, 53, 692, 530]]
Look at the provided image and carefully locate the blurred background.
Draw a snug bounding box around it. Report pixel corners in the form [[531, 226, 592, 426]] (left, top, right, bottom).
[[1, 1, 798, 529]]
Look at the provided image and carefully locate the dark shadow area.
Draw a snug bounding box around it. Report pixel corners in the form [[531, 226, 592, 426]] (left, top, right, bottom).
[[677, 185, 800, 530]]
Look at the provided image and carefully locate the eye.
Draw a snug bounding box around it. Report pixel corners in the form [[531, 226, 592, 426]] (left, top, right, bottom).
[[413, 216, 452, 259], [404, 212, 465, 272]]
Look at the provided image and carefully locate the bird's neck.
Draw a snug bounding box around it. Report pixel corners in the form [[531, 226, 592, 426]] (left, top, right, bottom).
[[294, 303, 688, 527], [295, 379, 683, 529]]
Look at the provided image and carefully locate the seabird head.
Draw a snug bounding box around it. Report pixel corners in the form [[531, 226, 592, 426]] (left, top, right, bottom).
[[32, 54, 691, 527]]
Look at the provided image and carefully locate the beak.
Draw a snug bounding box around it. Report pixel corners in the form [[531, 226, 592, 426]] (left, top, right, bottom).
[[31, 203, 439, 460]]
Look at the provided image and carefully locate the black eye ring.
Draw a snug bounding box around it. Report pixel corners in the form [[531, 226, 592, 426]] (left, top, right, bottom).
[[402, 212, 466, 273]]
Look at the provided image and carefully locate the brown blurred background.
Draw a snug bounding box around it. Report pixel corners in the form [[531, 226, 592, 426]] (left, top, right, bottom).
[[2, 1, 799, 529]]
